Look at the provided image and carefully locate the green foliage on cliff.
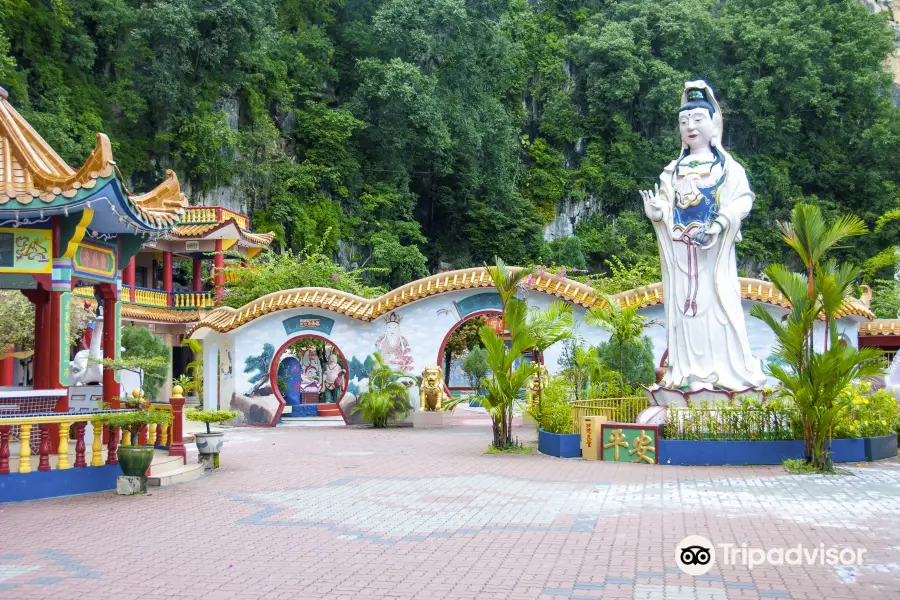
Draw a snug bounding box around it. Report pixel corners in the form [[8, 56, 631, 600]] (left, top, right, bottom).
[[2, 0, 899, 284]]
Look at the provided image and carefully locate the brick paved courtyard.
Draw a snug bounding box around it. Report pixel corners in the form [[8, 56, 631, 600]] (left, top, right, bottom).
[[2, 412, 899, 600]]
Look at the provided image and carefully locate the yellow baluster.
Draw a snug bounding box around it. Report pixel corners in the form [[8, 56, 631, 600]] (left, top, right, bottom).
[[91, 421, 104, 466], [160, 424, 169, 446], [18, 424, 31, 473], [57, 422, 71, 470], [122, 429, 131, 446], [148, 423, 157, 446]]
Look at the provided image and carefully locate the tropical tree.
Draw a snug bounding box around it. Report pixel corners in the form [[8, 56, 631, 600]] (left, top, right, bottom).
[[585, 293, 657, 388], [478, 297, 536, 448], [752, 206, 884, 470], [778, 204, 867, 298], [352, 353, 411, 428]]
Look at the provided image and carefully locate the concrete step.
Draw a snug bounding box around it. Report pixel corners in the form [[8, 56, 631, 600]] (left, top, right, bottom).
[[147, 462, 205, 487], [148, 453, 184, 476]]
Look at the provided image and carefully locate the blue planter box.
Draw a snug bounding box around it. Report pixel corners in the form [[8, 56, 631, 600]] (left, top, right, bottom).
[[865, 433, 898, 461], [658, 433, 899, 466], [538, 429, 581, 458], [830, 438, 866, 463], [658, 439, 805, 466], [0, 465, 122, 503]]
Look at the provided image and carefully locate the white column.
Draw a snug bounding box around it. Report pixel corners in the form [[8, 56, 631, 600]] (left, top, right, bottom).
[[203, 342, 219, 410]]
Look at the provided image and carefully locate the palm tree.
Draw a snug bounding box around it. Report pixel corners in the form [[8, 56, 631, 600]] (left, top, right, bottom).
[[478, 297, 536, 447], [585, 292, 657, 388], [751, 264, 883, 468], [778, 204, 867, 298], [484, 257, 532, 316], [752, 215, 884, 469]]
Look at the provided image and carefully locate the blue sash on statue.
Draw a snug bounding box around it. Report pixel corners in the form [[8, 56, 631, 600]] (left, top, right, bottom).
[[674, 185, 719, 231]]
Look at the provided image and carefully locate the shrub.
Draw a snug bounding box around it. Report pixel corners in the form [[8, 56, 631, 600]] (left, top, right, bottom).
[[530, 377, 574, 434], [186, 409, 239, 434], [833, 381, 899, 439], [664, 397, 801, 441]]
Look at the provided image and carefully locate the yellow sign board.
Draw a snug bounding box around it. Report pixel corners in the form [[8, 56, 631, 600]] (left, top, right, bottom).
[[0, 228, 52, 274]]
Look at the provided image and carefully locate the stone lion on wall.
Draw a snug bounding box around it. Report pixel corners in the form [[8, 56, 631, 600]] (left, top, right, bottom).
[[419, 366, 448, 411]]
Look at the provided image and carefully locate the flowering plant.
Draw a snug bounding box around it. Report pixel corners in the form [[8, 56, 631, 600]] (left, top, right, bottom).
[[832, 381, 899, 439]]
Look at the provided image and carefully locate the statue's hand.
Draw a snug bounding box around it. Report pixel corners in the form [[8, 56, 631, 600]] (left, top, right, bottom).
[[693, 222, 723, 248], [640, 184, 664, 221]]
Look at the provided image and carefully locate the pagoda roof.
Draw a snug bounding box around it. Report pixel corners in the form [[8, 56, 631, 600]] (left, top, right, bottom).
[[169, 221, 275, 247], [0, 87, 187, 231]]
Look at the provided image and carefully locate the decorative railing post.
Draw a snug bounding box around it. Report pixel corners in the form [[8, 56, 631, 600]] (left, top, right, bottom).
[[74, 422, 87, 468], [18, 423, 31, 473], [57, 422, 71, 470], [0, 425, 10, 474], [107, 427, 119, 465], [38, 424, 51, 471], [168, 387, 186, 464], [91, 420, 104, 467]]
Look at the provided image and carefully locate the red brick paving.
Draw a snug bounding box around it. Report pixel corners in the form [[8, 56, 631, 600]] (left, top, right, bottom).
[[1, 412, 899, 599]]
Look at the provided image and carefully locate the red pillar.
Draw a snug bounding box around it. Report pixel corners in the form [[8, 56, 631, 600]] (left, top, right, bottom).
[[192, 258, 203, 292], [123, 257, 136, 302], [214, 240, 224, 303], [0, 347, 13, 386], [99, 284, 119, 410], [168, 395, 186, 464], [25, 289, 49, 389], [163, 251, 173, 306]]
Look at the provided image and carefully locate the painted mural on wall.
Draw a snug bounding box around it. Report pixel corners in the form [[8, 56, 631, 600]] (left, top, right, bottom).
[[275, 339, 348, 405], [375, 312, 414, 372], [232, 343, 281, 425], [205, 284, 866, 426]]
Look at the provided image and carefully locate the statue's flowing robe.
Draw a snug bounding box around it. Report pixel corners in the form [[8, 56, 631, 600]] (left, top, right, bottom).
[[651, 153, 766, 391]]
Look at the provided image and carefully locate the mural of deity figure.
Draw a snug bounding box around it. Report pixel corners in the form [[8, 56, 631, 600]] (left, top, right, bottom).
[[321, 352, 346, 403], [376, 312, 414, 373], [640, 80, 765, 392]]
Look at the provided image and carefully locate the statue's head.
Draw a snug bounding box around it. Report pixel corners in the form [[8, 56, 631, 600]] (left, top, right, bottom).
[[327, 353, 337, 366], [679, 87, 720, 153], [422, 366, 442, 387]]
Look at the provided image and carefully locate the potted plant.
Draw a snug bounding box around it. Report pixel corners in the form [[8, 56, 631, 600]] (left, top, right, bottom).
[[531, 378, 581, 458], [185, 406, 239, 468], [97, 392, 173, 492]]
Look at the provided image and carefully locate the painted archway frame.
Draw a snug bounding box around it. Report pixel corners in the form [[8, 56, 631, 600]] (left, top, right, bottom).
[[268, 333, 351, 423]]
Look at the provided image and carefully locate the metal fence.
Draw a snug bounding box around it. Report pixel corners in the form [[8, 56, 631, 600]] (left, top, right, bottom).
[[570, 396, 648, 434], [664, 406, 801, 441]]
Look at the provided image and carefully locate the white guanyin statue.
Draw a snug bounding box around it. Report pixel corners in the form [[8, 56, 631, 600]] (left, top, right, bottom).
[[640, 81, 766, 393]]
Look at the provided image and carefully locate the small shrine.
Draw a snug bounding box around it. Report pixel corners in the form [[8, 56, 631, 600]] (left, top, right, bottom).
[[0, 87, 187, 412]]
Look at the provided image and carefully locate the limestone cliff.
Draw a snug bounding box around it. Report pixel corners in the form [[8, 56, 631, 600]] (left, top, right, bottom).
[[860, 0, 900, 105]]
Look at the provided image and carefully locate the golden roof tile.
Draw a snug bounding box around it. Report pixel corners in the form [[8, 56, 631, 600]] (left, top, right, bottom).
[[188, 270, 874, 336], [0, 88, 186, 226], [858, 319, 900, 337]]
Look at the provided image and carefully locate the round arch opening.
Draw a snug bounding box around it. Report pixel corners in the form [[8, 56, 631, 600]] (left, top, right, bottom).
[[436, 310, 503, 393], [269, 334, 350, 419]]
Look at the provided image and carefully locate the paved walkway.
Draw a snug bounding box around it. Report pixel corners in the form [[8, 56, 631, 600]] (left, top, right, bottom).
[[2, 413, 899, 600]]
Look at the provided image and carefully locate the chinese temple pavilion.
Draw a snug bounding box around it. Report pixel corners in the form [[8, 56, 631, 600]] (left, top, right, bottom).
[[0, 86, 187, 411]]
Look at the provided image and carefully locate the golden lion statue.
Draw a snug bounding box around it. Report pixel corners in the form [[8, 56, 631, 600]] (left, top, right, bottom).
[[419, 366, 448, 411], [525, 365, 550, 411]]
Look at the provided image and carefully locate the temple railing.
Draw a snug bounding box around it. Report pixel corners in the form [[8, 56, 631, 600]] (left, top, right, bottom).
[[0, 410, 134, 474], [74, 285, 214, 312], [179, 206, 250, 230], [134, 286, 169, 307], [570, 397, 648, 434], [0, 393, 187, 475], [172, 291, 214, 308]]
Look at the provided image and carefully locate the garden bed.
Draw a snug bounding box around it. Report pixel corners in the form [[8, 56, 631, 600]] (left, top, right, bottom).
[[658, 433, 897, 466], [537, 429, 581, 458]]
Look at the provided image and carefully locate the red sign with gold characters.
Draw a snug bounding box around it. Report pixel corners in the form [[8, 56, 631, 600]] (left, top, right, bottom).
[[73, 241, 117, 281]]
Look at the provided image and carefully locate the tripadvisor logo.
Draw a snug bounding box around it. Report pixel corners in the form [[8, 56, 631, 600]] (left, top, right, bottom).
[[676, 536, 867, 574]]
